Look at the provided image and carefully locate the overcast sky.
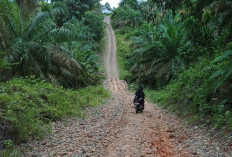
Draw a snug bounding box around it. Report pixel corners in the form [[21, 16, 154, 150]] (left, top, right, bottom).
[[100, 0, 120, 8]]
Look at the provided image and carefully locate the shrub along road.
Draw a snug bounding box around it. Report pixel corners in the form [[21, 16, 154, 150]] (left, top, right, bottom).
[[23, 17, 231, 157]]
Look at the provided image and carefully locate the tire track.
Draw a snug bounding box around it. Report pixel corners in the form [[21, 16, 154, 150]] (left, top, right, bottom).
[[104, 16, 119, 79]]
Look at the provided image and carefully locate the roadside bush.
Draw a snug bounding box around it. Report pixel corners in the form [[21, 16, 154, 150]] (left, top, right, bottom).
[[0, 77, 110, 143], [115, 30, 132, 80], [112, 6, 142, 28], [0, 51, 10, 72], [147, 53, 232, 130]]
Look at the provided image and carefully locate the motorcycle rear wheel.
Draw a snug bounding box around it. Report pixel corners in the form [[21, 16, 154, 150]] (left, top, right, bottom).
[[135, 107, 139, 113]]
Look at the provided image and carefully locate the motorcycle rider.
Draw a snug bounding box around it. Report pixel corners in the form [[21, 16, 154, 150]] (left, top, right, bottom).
[[134, 86, 145, 109]]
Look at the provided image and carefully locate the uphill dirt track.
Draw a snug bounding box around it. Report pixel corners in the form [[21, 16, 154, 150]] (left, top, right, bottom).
[[24, 17, 231, 157], [102, 16, 192, 157], [101, 17, 231, 157]]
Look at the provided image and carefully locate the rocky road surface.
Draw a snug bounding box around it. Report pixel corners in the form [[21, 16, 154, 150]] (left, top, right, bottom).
[[23, 79, 231, 157], [22, 16, 232, 157]]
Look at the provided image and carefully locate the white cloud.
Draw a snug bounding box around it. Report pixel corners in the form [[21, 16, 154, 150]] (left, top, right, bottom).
[[100, 0, 120, 8]]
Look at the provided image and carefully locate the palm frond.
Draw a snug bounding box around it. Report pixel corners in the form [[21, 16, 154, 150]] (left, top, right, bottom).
[[50, 27, 75, 42], [49, 47, 82, 75], [212, 50, 232, 63]]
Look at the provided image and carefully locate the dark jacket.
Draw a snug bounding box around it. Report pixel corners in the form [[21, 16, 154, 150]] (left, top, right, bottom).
[[135, 87, 145, 99]]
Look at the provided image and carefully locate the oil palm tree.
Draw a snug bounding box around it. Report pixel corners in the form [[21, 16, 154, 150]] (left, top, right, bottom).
[[129, 12, 190, 86], [0, 0, 81, 87], [112, 6, 142, 28]]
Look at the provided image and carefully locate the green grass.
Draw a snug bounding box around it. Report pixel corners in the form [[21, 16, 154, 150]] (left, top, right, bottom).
[[115, 31, 131, 80], [99, 27, 107, 79], [0, 77, 110, 156], [145, 88, 167, 105], [99, 25, 107, 55]]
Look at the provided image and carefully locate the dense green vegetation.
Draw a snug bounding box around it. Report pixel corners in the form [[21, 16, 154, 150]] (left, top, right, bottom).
[[115, 29, 131, 80], [0, 77, 110, 156], [112, 0, 232, 130], [1, 77, 110, 142], [0, 0, 105, 87], [0, 0, 110, 155]]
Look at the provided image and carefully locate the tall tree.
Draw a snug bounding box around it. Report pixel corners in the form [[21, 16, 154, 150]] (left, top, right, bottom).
[[105, 2, 112, 11], [119, 0, 139, 9]]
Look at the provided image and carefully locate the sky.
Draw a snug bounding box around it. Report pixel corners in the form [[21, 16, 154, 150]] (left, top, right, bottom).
[[100, 0, 120, 9]]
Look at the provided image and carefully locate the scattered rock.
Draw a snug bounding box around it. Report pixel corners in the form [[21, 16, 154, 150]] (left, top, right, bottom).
[[20, 84, 231, 157]]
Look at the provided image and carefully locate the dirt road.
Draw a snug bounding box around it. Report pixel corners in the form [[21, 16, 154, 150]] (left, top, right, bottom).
[[24, 17, 231, 157], [104, 17, 119, 80]]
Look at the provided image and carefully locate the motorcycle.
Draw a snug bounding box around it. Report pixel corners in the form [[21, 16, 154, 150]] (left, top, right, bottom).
[[133, 97, 144, 113]]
